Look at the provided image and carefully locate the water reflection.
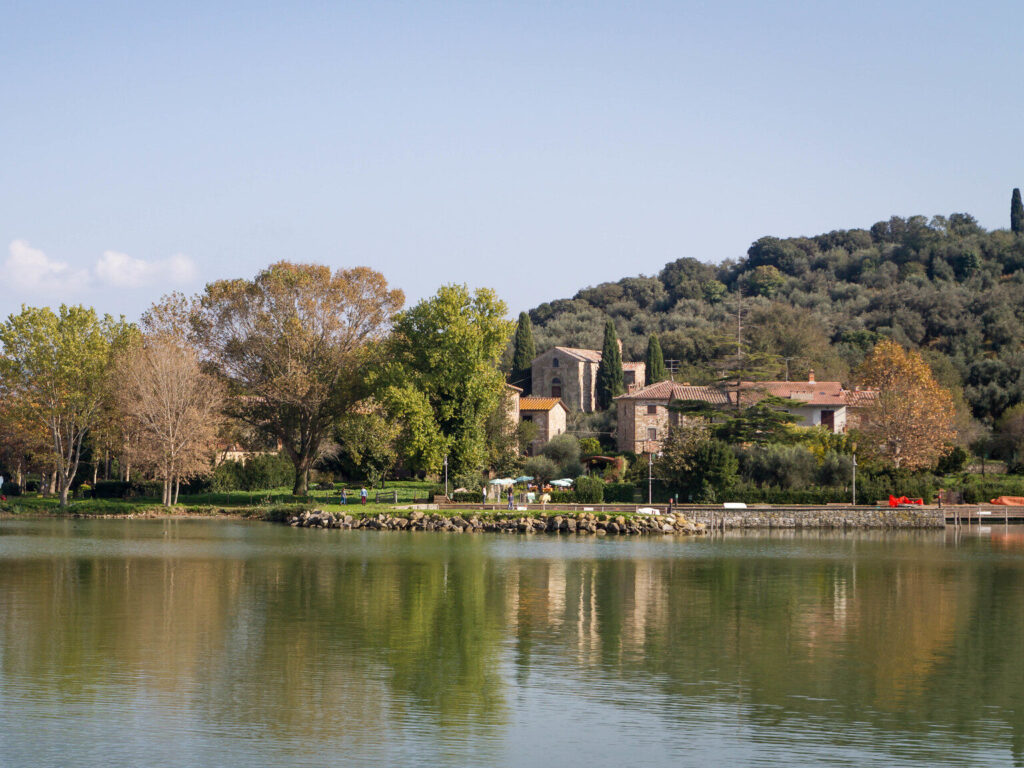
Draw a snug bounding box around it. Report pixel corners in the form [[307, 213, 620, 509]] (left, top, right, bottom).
[[0, 521, 1022, 767]]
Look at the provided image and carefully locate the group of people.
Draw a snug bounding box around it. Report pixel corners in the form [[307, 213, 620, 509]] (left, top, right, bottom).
[[339, 486, 369, 505]]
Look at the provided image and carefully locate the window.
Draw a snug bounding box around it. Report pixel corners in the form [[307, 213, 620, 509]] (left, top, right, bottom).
[[647, 427, 657, 441], [551, 377, 561, 398], [522, 415, 533, 423], [552, 357, 559, 368], [669, 411, 680, 427], [647, 404, 658, 415]]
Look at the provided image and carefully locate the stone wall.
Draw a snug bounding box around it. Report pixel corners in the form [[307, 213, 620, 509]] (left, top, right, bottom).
[[680, 506, 944, 529]]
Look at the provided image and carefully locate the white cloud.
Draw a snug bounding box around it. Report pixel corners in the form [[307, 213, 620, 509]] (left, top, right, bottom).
[[94, 250, 197, 288], [3, 240, 199, 306], [5, 239, 89, 292]]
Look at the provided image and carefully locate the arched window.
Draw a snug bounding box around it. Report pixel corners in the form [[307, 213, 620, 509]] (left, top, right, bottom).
[[551, 377, 562, 398], [552, 357, 560, 368]]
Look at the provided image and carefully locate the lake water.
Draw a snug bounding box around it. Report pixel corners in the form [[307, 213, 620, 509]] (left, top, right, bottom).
[[1, 520, 1022, 767]]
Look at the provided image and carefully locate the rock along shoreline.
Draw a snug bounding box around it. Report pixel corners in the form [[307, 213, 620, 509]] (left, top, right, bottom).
[[286, 509, 706, 536]]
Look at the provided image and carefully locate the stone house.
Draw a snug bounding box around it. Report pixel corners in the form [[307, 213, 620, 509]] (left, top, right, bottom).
[[518, 397, 569, 455], [615, 374, 861, 454], [531, 346, 646, 413]]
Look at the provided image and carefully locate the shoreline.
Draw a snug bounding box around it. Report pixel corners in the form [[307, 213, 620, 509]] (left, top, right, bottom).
[[3, 502, 1006, 530]]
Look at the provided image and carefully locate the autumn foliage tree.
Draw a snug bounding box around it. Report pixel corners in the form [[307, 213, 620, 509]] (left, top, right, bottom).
[[856, 340, 956, 470], [116, 335, 223, 505], [194, 262, 404, 495], [0, 305, 132, 506]]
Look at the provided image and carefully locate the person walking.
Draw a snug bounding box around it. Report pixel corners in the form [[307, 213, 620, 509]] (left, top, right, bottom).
[[340, 488, 348, 505], [507, 488, 515, 510], [481, 486, 487, 506], [360, 486, 368, 505]]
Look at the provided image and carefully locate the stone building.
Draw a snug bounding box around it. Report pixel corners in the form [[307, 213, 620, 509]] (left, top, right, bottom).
[[615, 374, 861, 454], [531, 346, 645, 412], [519, 397, 569, 454]]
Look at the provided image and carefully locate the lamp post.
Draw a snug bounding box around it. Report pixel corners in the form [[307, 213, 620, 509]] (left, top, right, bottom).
[[648, 452, 653, 504], [443, 455, 449, 498], [852, 452, 857, 506]]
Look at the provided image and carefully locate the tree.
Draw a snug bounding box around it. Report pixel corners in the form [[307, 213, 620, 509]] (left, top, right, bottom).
[[1012, 188, 1024, 234], [0, 305, 132, 507], [334, 404, 400, 488], [116, 334, 223, 505], [856, 340, 956, 470], [523, 456, 558, 485], [596, 319, 624, 410], [540, 433, 582, 477], [510, 312, 536, 394], [646, 334, 667, 383], [655, 420, 737, 501], [384, 285, 513, 476], [193, 262, 403, 495]]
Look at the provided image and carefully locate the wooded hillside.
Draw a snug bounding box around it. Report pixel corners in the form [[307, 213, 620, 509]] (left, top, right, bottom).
[[527, 204, 1024, 425]]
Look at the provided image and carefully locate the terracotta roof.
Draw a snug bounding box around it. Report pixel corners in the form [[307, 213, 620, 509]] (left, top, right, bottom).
[[615, 381, 729, 404], [845, 389, 879, 407], [519, 397, 566, 412], [622, 362, 645, 370], [616, 379, 853, 407], [505, 383, 523, 392]]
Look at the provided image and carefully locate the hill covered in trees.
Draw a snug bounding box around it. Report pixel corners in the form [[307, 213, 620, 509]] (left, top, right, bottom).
[[526, 195, 1024, 428]]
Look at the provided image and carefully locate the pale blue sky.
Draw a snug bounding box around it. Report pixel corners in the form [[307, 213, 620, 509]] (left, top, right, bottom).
[[2, 1, 1022, 320]]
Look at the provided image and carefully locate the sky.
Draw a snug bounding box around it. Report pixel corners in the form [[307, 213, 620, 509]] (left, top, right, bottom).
[[2, 0, 1023, 321]]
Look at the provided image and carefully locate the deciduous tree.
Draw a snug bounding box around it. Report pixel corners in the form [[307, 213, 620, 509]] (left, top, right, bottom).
[[383, 285, 513, 475], [0, 305, 132, 507], [193, 262, 403, 495], [116, 335, 223, 505], [856, 339, 956, 470]]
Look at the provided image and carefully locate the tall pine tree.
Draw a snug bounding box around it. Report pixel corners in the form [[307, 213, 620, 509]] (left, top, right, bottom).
[[646, 333, 667, 383], [596, 319, 624, 410], [1012, 188, 1024, 234], [510, 311, 536, 394]]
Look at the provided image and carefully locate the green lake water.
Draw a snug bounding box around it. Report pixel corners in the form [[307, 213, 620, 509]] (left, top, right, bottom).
[[1, 519, 1023, 767]]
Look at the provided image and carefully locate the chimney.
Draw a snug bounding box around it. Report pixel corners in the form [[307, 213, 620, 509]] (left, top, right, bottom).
[[808, 369, 815, 383]]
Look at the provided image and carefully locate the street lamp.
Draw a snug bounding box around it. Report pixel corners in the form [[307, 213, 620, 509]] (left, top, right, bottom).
[[443, 455, 449, 498], [648, 452, 653, 504], [851, 448, 858, 506]]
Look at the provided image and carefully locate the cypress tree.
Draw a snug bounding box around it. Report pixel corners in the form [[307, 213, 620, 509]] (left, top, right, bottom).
[[511, 311, 536, 394], [1012, 188, 1024, 234], [646, 333, 667, 384], [596, 319, 624, 410]]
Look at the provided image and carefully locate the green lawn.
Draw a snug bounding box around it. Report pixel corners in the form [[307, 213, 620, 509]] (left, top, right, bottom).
[[1, 480, 439, 517]]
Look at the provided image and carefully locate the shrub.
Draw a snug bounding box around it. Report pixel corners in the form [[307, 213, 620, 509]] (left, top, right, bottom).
[[452, 491, 483, 503], [604, 482, 638, 503], [93, 480, 130, 498], [937, 446, 970, 474], [541, 434, 581, 476], [524, 456, 559, 485], [1, 483, 22, 497], [573, 476, 605, 503]]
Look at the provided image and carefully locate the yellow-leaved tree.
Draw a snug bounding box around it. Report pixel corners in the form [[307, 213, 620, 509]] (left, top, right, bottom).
[[856, 340, 956, 470]]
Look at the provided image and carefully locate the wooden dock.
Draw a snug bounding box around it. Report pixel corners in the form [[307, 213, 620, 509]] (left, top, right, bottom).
[[944, 505, 1024, 526]]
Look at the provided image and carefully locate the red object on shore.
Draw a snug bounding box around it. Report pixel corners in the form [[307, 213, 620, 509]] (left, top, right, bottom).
[[888, 495, 923, 507], [990, 496, 1024, 506]]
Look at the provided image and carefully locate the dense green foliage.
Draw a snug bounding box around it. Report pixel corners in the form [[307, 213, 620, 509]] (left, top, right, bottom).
[[645, 334, 667, 383], [596, 319, 624, 410], [526, 210, 1024, 424], [212, 454, 295, 492], [510, 312, 536, 394]]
